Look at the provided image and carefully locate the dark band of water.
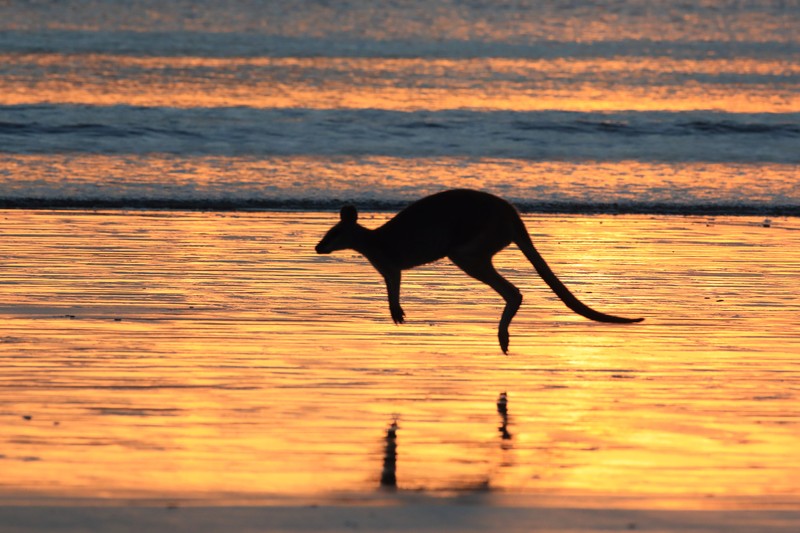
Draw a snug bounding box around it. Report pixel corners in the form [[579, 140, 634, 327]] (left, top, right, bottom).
[[2, 196, 797, 217], [2, 106, 798, 163]]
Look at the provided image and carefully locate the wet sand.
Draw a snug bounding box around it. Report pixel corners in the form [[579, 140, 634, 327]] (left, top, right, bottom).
[[2, 499, 799, 533], [1, 210, 798, 530]]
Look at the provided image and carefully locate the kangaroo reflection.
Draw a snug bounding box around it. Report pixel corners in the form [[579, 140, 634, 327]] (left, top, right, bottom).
[[497, 391, 512, 441], [380, 417, 399, 489], [377, 394, 515, 491]]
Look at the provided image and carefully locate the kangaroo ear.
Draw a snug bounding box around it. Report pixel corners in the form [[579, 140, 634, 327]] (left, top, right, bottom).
[[340, 205, 358, 223]]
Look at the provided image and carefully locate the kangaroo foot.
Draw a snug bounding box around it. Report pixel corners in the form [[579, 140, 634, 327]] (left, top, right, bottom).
[[391, 306, 406, 324], [499, 327, 510, 354]]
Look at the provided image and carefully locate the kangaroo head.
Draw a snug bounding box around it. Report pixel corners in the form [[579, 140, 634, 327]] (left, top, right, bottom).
[[315, 205, 361, 254]]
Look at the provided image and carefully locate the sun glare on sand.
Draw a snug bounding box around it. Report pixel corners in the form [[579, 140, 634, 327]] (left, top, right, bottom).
[[1, 212, 797, 506]]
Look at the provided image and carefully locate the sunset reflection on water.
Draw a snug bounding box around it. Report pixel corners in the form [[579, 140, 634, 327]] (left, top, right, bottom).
[[0, 210, 797, 506], [2, 53, 797, 112], [2, 155, 797, 210]]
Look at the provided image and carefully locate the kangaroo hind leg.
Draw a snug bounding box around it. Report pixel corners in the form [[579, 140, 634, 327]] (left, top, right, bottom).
[[382, 269, 405, 324], [449, 253, 522, 354]]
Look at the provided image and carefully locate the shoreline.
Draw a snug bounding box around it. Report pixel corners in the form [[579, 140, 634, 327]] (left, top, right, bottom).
[[1, 201, 800, 217], [3, 490, 800, 511], [4, 488, 799, 533], [3, 498, 800, 533]]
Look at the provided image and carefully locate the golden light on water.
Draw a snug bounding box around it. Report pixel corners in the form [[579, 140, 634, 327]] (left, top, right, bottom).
[[1, 211, 797, 506], [1, 154, 797, 209], [2, 53, 797, 112]]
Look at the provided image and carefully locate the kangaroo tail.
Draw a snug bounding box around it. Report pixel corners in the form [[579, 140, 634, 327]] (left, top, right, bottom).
[[512, 218, 643, 324]]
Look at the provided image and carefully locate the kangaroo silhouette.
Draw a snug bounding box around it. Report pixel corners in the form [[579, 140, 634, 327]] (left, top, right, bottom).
[[316, 189, 642, 353]]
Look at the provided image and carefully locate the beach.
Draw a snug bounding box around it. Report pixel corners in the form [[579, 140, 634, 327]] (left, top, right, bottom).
[[1, 210, 798, 531], [2, 1, 799, 530]]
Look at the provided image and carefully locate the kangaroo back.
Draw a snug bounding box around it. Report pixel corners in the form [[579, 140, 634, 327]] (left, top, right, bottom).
[[511, 216, 643, 324]]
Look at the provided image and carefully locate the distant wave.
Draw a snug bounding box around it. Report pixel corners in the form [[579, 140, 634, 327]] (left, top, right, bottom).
[[2, 195, 798, 217], [2, 105, 798, 163], [0, 120, 202, 140], [2, 30, 798, 60]]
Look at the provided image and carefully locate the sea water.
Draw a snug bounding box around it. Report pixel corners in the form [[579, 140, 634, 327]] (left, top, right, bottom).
[[0, 0, 798, 213]]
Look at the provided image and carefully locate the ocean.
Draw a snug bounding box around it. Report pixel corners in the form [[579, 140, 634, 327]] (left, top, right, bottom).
[[1, 0, 798, 214]]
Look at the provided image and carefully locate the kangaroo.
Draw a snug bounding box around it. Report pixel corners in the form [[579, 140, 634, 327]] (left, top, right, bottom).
[[315, 189, 643, 353]]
